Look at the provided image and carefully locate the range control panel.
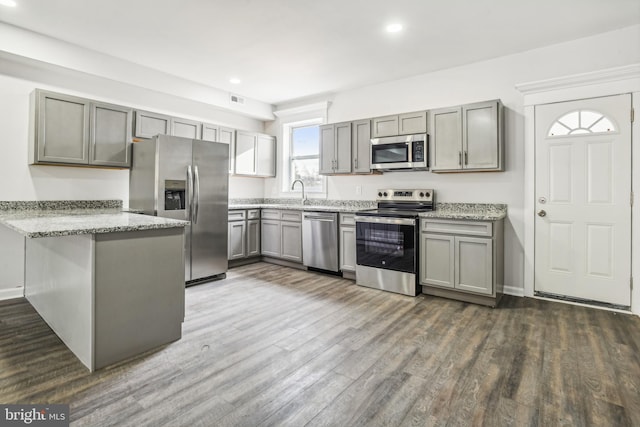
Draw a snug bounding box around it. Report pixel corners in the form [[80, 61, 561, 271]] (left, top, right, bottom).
[[376, 189, 434, 202]]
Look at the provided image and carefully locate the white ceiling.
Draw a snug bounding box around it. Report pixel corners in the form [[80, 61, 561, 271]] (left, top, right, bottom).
[[1, 0, 639, 105]]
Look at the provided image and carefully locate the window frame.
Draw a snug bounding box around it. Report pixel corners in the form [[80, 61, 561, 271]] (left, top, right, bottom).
[[282, 118, 326, 195]]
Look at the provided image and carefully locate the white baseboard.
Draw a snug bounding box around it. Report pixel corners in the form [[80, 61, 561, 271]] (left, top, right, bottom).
[[0, 287, 24, 301], [503, 285, 524, 297]]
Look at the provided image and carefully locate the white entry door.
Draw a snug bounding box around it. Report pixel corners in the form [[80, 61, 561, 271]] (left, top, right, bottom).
[[535, 94, 632, 306]]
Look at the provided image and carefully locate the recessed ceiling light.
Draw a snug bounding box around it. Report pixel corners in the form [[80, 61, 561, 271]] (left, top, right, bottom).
[[386, 23, 403, 33], [229, 78, 241, 85], [0, 0, 17, 7]]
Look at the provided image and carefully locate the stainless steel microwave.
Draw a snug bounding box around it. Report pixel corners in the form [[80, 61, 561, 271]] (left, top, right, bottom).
[[370, 134, 428, 171]]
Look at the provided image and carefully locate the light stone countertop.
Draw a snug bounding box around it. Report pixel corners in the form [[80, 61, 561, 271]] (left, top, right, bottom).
[[419, 203, 507, 221], [230, 200, 507, 220], [228, 203, 367, 213], [0, 203, 189, 238]]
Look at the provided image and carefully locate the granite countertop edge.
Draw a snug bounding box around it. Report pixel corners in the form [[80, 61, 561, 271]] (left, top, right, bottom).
[[229, 202, 508, 220], [228, 203, 363, 213], [0, 210, 190, 238]]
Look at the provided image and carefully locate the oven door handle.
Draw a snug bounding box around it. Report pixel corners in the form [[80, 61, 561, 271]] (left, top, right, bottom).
[[355, 216, 415, 226]]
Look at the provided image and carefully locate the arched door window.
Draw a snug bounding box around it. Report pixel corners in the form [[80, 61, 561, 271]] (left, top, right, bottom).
[[547, 110, 616, 137]]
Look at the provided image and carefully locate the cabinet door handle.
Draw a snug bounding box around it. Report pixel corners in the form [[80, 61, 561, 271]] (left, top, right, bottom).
[[458, 151, 462, 166], [354, 158, 358, 168], [464, 151, 468, 165]]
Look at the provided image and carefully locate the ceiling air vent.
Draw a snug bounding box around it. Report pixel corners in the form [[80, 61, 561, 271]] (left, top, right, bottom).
[[230, 94, 245, 105]]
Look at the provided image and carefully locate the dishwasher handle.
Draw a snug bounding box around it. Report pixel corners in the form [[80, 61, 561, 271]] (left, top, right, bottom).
[[303, 214, 336, 222], [304, 216, 335, 222]]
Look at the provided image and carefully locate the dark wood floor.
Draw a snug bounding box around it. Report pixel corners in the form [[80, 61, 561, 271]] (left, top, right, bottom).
[[1, 262, 639, 426]]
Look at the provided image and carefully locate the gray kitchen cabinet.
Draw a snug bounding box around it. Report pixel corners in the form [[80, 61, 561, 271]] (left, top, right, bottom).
[[351, 120, 371, 173], [260, 219, 281, 258], [281, 221, 302, 262], [319, 122, 351, 175], [371, 115, 398, 138], [201, 123, 219, 142], [171, 117, 201, 139], [247, 219, 261, 257], [235, 130, 257, 175], [30, 90, 131, 168], [219, 126, 236, 174], [319, 125, 335, 174], [260, 209, 302, 263], [228, 210, 261, 261], [371, 111, 427, 138], [228, 219, 246, 260], [234, 131, 276, 177], [90, 101, 132, 167], [420, 218, 503, 307], [420, 233, 455, 289], [134, 110, 171, 139], [430, 100, 503, 172], [339, 213, 356, 275], [399, 111, 428, 135], [30, 90, 90, 165], [455, 236, 493, 295], [430, 107, 462, 170], [256, 134, 276, 177], [205, 124, 236, 174]]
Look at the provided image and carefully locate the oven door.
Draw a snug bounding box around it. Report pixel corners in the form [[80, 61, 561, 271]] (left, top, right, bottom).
[[371, 142, 411, 170], [355, 216, 416, 274]]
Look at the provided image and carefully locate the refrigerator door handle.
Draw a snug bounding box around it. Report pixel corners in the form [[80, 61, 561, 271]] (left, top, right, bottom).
[[186, 165, 193, 222], [193, 165, 200, 224]]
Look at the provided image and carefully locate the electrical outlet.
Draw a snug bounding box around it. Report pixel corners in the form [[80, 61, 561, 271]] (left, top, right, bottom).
[[355, 185, 362, 195]]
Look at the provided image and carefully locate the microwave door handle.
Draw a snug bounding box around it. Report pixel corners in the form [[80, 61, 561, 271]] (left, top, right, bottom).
[[407, 141, 412, 162]]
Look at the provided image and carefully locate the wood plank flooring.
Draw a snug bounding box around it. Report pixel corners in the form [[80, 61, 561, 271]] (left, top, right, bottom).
[[1, 262, 639, 426]]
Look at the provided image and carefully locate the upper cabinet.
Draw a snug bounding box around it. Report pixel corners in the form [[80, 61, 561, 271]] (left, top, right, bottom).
[[90, 101, 133, 167], [201, 123, 219, 142], [29, 90, 132, 168], [371, 111, 427, 138], [320, 122, 352, 175], [256, 134, 276, 177], [351, 119, 371, 173], [430, 100, 503, 172], [171, 117, 201, 139], [202, 123, 236, 174], [134, 110, 171, 139], [235, 131, 276, 177]]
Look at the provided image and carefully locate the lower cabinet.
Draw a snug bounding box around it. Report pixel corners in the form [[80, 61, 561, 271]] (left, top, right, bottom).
[[228, 220, 246, 260], [247, 219, 261, 257], [260, 209, 302, 263], [420, 218, 503, 307], [228, 210, 261, 261], [339, 213, 356, 274]]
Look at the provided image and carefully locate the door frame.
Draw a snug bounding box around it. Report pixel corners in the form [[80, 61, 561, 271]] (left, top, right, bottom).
[[517, 64, 640, 315]]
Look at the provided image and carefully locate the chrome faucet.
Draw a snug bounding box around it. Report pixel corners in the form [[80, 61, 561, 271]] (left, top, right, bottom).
[[291, 179, 306, 203]]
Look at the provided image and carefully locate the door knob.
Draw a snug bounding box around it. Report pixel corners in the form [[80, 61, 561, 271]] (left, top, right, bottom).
[[537, 210, 547, 217]]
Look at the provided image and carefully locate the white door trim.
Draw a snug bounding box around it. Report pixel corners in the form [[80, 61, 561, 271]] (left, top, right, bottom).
[[517, 64, 640, 315]]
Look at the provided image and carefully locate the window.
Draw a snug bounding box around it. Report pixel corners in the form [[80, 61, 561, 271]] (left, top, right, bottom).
[[286, 122, 324, 193], [548, 110, 616, 137]]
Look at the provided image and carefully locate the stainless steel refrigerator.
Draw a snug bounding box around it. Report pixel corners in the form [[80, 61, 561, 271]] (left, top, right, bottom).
[[129, 134, 229, 284]]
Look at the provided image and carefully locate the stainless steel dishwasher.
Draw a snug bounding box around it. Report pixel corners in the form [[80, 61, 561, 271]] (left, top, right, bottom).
[[302, 211, 339, 272]]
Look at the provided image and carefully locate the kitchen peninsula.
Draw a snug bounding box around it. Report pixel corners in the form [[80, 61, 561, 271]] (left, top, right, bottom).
[[0, 200, 189, 371]]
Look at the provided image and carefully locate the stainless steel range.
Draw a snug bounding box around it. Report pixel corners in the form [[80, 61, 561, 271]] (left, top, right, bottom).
[[355, 189, 434, 296]]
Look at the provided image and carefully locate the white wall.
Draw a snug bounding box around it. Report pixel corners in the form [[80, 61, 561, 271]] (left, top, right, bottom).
[[265, 25, 640, 293]]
